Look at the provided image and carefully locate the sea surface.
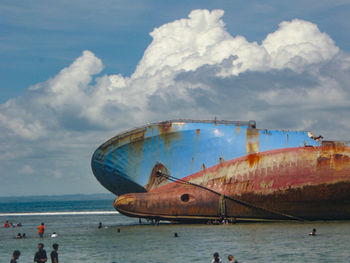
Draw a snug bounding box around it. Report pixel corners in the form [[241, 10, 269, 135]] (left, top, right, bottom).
[[1, 198, 350, 262]]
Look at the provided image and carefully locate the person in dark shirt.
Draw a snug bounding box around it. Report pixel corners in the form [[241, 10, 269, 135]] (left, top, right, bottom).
[[10, 250, 20, 263], [50, 243, 59, 263], [34, 243, 47, 263], [211, 252, 222, 263]]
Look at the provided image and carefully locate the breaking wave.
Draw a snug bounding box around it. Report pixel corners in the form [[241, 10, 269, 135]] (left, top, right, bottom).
[[0, 211, 119, 217]]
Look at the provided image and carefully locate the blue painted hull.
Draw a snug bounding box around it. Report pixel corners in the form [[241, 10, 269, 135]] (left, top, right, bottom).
[[91, 120, 323, 196]]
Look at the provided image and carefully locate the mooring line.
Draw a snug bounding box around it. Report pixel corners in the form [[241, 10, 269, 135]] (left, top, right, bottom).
[[156, 171, 306, 221]]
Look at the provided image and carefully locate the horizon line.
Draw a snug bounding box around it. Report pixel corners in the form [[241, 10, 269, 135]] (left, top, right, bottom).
[[0, 211, 119, 217]]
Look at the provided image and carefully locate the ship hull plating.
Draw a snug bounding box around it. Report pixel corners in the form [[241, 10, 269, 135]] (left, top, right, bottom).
[[91, 120, 350, 221]]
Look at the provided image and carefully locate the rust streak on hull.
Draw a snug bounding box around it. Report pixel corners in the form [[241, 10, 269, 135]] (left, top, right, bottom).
[[114, 145, 350, 221], [91, 120, 350, 222]]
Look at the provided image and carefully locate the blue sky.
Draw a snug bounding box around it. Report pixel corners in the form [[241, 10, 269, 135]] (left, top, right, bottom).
[[2, 0, 349, 102], [1, 1, 350, 196]]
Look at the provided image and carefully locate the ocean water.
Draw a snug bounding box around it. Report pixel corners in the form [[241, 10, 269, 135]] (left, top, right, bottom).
[[1, 199, 350, 262]]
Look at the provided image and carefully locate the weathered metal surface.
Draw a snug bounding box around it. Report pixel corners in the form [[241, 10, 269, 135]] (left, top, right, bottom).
[[114, 145, 350, 221], [91, 119, 350, 221], [91, 120, 322, 196], [145, 162, 170, 191]]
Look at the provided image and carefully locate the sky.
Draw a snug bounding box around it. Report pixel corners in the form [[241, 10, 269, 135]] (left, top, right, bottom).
[[1, 0, 350, 196]]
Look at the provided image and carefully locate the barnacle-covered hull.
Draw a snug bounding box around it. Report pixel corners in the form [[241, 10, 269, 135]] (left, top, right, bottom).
[[91, 120, 350, 221]]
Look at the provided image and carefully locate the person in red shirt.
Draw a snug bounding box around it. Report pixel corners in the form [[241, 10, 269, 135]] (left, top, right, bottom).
[[4, 220, 9, 228], [38, 222, 45, 238]]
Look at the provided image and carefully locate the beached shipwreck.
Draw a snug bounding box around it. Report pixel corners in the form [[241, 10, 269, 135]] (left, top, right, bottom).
[[91, 120, 350, 222]]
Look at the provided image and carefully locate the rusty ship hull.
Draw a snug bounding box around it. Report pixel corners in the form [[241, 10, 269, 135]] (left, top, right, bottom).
[[91, 120, 350, 221]]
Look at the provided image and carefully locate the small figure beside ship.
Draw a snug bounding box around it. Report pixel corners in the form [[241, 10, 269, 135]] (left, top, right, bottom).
[[91, 119, 350, 222]]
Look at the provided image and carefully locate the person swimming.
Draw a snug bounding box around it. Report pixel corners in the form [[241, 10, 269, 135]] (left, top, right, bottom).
[[51, 232, 58, 238], [309, 228, 317, 236]]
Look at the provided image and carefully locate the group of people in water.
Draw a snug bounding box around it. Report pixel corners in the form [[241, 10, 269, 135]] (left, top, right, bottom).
[[4, 221, 59, 262], [35, 222, 57, 238], [211, 252, 239, 263], [5, 219, 318, 262], [207, 218, 233, 225], [15, 233, 26, 239], [209, 228, 317, 262], [10, 243, 59, 263], [4, 220, 22, 228], [3, 220, 58, 239]]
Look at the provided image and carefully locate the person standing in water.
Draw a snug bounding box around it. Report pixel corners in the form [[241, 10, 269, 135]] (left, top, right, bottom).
[[38, 223, 45, 238], [10, 250, 21, 263], [211, 252, 222, 263], [228, 254, 239, 263], [50, 243, 59, 263], [34, 243, 47, 263]]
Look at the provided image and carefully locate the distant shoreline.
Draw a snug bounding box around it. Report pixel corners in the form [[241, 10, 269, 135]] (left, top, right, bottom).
[[0, 193, 115, 203], [0, 211, 119, 217]]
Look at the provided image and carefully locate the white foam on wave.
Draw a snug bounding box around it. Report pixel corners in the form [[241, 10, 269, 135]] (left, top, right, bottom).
[[0, 211, 119, 217]]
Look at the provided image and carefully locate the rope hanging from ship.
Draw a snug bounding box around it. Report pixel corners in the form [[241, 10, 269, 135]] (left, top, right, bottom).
[[156, 171, 306, 222]]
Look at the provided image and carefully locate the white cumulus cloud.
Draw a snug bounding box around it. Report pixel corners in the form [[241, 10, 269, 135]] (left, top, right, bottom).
[[1, 9, 350, 195], [1, 9, 346, 139]]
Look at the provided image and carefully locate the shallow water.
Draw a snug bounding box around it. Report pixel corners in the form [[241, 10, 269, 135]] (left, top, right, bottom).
[[1, 213, 350, 262]]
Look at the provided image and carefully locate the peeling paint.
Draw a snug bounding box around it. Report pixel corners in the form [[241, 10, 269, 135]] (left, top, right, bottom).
[[114, 145, 350, 221], [91, 120, 350, 221], [246, 128, 260, 155]]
